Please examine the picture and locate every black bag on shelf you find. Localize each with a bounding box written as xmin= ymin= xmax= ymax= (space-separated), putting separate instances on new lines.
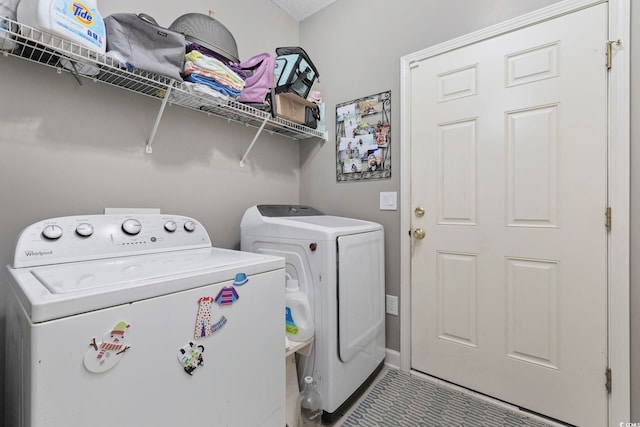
xmin=305 ymin=103 xmax=320 ymax=129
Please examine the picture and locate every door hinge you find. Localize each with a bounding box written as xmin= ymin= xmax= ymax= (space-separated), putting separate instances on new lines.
xmin=605 ymin=368 xmax=612 ymax=393
xmin=605 ymin=207 xmax=612 ymax=231
xmin=606 ymin=39 xmax=621 ymax=69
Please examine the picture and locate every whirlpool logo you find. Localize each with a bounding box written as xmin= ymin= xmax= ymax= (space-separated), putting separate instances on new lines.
xmin=24 ymin=250 xmax=53 ymax=257
xmin=71 ymin=2 xmax=94 ymax=25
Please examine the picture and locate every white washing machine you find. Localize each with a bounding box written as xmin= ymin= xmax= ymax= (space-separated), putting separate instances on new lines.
xmin=241 ymin=205 xmax=385 ymax=422
xmin=5 ymin=213 xmax=285 ymax=427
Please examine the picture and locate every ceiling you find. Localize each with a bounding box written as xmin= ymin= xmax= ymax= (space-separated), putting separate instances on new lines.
xmin=271 ymin=0 xmax=336 ymax=21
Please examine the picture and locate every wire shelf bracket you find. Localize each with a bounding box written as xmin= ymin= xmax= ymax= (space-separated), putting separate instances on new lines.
xmin=146 ymin=86 xmax=173 ymax=154
xmin=239 ymin=118 xmax=269 ymax=167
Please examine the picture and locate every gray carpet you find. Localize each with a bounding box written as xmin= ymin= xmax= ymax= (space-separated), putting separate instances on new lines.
xmin=340 ymin=369 xmax=554 ymax=427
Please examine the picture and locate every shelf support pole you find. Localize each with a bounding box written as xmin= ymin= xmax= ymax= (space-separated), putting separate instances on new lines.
xmin=146 ymin=86 xmax=173 ymax=154
xmin=239 ymin=117 xmax=269 ymax=167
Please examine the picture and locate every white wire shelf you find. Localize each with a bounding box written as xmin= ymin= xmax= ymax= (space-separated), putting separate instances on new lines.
xmin=0 ymin=17 xmax=327 ymax=162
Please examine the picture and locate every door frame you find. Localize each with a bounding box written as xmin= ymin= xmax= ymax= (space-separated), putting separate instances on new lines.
xmin=398 ymin=0 xmax=630 ymax=424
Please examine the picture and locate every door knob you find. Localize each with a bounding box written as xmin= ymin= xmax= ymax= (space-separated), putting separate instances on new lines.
xmin=412 ymin=228 xmax=426 ymax=240
xmin=415 ymin=207 xmax=425 ymax=217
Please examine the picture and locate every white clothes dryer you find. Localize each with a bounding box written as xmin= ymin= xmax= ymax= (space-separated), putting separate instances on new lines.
xmin=241 ymin=205 xmax=385 ymax=422
xmin=5 ymin=213 xmax=285 ymax=427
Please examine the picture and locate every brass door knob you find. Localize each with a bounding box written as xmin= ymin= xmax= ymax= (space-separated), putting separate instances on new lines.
xmin=412 ymin=228 xmax=426 ymax=240
xmin=415 ymin=207 xmax=425 ymax=217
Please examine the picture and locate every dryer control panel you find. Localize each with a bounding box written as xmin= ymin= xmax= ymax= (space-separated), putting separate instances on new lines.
xmin=257 ymin=205 xmax=324 ymax=217
xmin=12 ymin=214 xmax=212 ymax=268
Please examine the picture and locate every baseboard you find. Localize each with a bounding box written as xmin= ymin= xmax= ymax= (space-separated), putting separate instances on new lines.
xmin=384 ymin=348 xmax=401 ymax=370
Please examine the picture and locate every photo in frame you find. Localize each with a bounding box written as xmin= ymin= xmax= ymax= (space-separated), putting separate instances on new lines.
xmin=336 ymin=91 xmax=391 ymax=182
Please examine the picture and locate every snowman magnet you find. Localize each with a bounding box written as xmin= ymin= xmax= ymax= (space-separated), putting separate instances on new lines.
xmin=84 ymin=321 xmax=132 ymax=373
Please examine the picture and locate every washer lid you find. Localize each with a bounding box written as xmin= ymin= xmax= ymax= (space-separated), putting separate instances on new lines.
xmin=7 ymin=247 xmax=284 ymax=323
xmin=31 ymin=248 xmax=256 ymax=294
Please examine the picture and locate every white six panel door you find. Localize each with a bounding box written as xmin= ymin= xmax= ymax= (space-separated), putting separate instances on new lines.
xmin=410 ymin=4 xmax=608 ymax=426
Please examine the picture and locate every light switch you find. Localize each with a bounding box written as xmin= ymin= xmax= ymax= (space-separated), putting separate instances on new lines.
xmin=380 ymin=192 xmax=397 ymax=211
xmin=386 ymin=295 xmax=399 ymax=316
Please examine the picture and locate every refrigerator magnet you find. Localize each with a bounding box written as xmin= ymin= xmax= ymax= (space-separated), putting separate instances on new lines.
xmin=84 ymin=321 xmax=132 ymax=373
xmin=178 ymin=341 xmax=205 ymax=376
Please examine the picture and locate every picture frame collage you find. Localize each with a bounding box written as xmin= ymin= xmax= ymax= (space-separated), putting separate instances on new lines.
xmin=336 ymin=91 xmax=391 ymax=182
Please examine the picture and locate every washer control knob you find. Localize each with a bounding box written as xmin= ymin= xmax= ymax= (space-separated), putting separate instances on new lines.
xmin=184 ymin=221 xmax=196 ymax=232
xmin=164 ymin=221 xmax=177 ymax=233
xmin=75 ymin=223 xmax=94 ymax=237
xmin=42 ymin=225 xmax=63 ymax=240
xmin=122 ymin=219 xmax=142 ymax=235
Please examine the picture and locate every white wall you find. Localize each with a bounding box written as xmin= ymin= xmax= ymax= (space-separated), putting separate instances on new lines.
xmin=0 ymin=0 xmax=300 ymax=420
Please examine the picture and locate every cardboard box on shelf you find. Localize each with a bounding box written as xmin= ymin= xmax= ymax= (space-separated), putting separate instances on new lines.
xmin=274 ymin=92 xmax=316 ymax=125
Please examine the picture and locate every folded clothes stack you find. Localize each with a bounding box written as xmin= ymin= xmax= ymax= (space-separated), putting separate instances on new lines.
xmin=182 ymin=43 xmax=245 ymax=99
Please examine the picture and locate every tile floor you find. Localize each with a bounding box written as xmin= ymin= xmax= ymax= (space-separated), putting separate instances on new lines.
xmin=323 ymin=366 xmax=388 ymax=426
xmin=323 ymin=365 xmax=567 ymax=427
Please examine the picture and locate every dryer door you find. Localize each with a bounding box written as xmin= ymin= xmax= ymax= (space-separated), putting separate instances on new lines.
xmin=337 ymin=230 xmax=384 ymax=362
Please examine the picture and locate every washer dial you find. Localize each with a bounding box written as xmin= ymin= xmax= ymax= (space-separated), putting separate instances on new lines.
xmin=122 ymin=219 xmax=142 ymax=235
xmin=76 ymin=223 xmax=94 ymax=237
xmin=42 ymin=225 xmax=63 ymax=240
